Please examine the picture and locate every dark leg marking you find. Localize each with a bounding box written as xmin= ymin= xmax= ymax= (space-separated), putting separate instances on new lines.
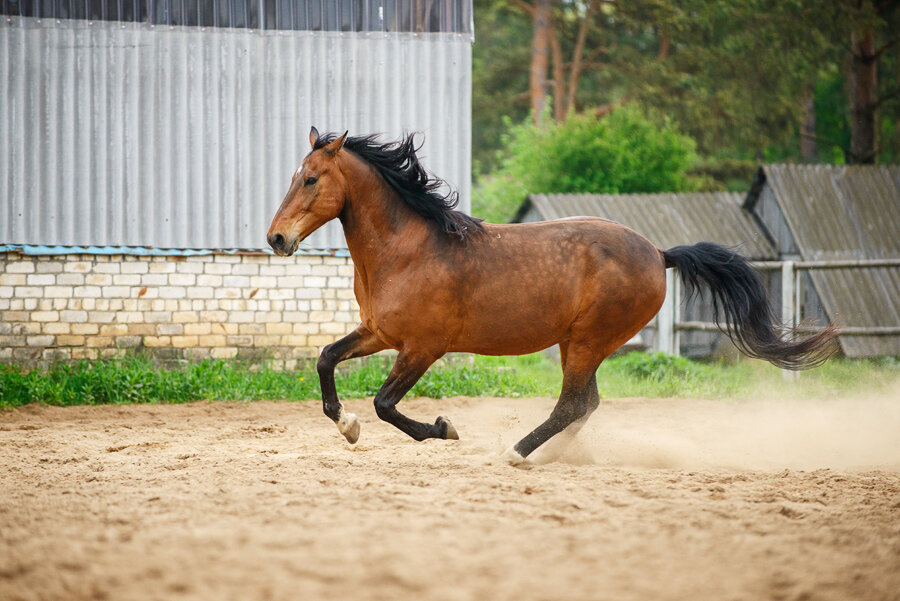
xmin=317 ymin=326 xmax=387 ymax=442
xmin=373 ymin=353 xmax=458 ymax=441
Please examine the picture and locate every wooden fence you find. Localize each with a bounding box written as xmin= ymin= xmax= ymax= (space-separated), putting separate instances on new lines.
xmin=655 ymin=258 xmax=900 ymax=378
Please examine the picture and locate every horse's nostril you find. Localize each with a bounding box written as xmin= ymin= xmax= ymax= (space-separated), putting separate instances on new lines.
xmin=269 ymin=233 xmax=285 ymax=249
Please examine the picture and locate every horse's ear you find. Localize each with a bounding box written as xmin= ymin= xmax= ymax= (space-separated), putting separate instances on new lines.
xmin=309 ymin=126 xmax=320 ymax=149
xmin=324 ymin=131 xmax=348 ymax=154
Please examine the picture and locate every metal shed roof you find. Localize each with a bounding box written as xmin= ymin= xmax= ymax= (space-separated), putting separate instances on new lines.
xmin=745 ymin=164 xmax=900 ymax=357
xmin=515 ymin=192 xmax=776 ymax=259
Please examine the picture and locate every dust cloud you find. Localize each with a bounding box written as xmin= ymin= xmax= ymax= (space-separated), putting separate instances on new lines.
xmin=484 ymin=384 xmax=900 ymax=471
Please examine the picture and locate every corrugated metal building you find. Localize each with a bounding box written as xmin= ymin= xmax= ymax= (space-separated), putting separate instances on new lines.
xmin=0 ymin=1 xmax=475 ymax=365
xmin=514 ymin=192 xmax=777 ymax=356
xmin=745 ymin=164 xmax=900 ymax=357
xmin=1 ymin=0 xmax=473 ymax=251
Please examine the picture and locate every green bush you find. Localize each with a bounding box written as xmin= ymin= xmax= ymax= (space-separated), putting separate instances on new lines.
xmin=473 ymin=107 xmax=704 ymax=223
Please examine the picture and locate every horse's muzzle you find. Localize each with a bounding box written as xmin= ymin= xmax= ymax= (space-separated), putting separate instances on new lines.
xmin=267 ymin=232 xmax=296 ymax=256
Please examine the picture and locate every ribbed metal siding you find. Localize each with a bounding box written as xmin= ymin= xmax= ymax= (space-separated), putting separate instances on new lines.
xmin=520 ymin=192 xmax=776 ymax=259
xmin=755 ymin=164 xmax=900 ymax=357
xmin=1 ymin=17 xmax=471 ymax=250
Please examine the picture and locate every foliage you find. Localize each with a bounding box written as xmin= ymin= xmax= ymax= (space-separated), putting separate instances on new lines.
xmin=472 ymin=0 xmax=900 ymax=184
xmin=0 ymin=354 xmax=558 ymax=409
xmin=2 ymin=352 xmax=897 ymax=409
xmin=472 ymin=107 xmax=703 ymax=223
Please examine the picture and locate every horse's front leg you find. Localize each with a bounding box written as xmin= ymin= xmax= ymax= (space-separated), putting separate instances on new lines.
xmin=373 ymin=351 xmax=459 ymax=441
xmin=317 ymin=326 xmax=388 ymax=443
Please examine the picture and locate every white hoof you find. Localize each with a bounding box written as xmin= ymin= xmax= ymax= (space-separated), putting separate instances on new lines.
xmin=336 ymin=412 xmax=360 ymax=444
xmin=499 ymin=446 xmax=530 ymax=468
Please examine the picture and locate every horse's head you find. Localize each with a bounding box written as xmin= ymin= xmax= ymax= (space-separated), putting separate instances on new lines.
xmin=267 ymin=127 xmax=348 ymax=256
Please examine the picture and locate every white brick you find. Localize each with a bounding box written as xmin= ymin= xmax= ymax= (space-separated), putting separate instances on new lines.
xmin=89 ymin=311 xmax=116 ymax=323
xmin=64 ymin=261 xmax=91 ymax=273
xmin=35 ymin=261 xmax=64 ymax=273
xmin=197 ymin=275 xmax=222 ymax=287
xmin=311 ymin=265 xmax=338 ymax=276
xmin=112 ymin=274 xmax=141 ymax=286
xmin=278 ymin=276 xmax=305 ymax=288
xmin=259 ymin=265 xmax=286 ymax=276
xmin=140 ymin=274 xmax=168 ymax=286
xmin=0 ymin=286 xmax=13 ymax=298
xmin=57 ymin=273 xmax=85 ymax=285
xmin=93 ymin=263 xmax=121 ymax=274
xmin=121 ymin=262 xmax=149 ymax=274
xmin=149 ymin=262 xmax=176 ymax=273
xmin=44 ymin=286 xmax=73 ymax=298
xmin=177 ymin=262 xmax=204 ymax=274
xmin=74 ymin=286 xmax=102 ymax=298
xmin=187 ymin=287 xmax=214 ymax=299
xmin=144 ymin=311 xmax=172 ymax=323
xmin=0 ymin=274 xmax=26 ymax=286
xmin=250 ymin=276 xmax=276 ymax=288
xmin=204 ymin=263 xmax=231 ymax=275
xmin=102 ymin=286 xmax=130 ymax=298
xmin=223 ymin=275 xmax=250 ymax=287
xmin=214 ymin=254 xmax=241 ymax=263
xmin=169 ymin=273 xmax=196 ymax=286
xmin=305 ymin=276 xmax=327 ymax=288
xmin=32 ymin=311 xmax=59 ymax=322
xmin=159 ymin=286 xmax=187 ymax=299
xmin=85 ymin=273 xmax=113 ymax=286
xmin=14 ymin=286 xmax=43 ymax=297
xmin=7 ymin=262 xmax=35 ymax=273
xmin=231 ymin=263 xmax=259 ymax=275
xmin=214 ymin=288 xmax=242 ymax=299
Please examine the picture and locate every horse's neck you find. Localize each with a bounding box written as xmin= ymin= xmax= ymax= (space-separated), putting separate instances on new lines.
xmin=338 ymin=157 xmax=430 ymax=275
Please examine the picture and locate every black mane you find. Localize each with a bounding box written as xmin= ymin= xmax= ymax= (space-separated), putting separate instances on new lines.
xmin=314 ymin=132 xmax=483 ymax=240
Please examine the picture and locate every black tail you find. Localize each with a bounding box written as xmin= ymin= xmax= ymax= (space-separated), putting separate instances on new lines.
xmin=663 ymin=242 xmax=838 ymax=370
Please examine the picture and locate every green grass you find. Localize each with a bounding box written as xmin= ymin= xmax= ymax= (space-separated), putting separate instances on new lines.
xmin=1 ymin=352 xmax=897 ymax=409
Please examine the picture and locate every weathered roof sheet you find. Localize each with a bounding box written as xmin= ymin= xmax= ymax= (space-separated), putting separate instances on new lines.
xmin=515 ymin=192 xmax=776 ymax=259
xmin=746 ymin=164 xmax=900 ymax=357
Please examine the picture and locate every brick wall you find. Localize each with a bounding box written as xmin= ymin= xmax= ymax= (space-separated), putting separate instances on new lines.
xmin=0 ymin=252 xmax=359 ymax=368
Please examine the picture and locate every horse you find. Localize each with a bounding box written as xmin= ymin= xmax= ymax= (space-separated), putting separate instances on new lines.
xmin=267 ymin=128 xmax=837 ymax=465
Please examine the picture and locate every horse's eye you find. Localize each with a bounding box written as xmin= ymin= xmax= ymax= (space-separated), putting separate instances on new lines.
xmin=304 ymin=176 xmax=318 ymax=187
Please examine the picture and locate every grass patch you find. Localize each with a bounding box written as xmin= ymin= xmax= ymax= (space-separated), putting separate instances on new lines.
xmin=1 ymin=352 xmax=897 ymax=409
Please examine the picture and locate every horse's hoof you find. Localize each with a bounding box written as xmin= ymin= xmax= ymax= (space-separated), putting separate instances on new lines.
xmin=436 ymin=416 xmax=459 ymax=440
xmin=337 ymin=412 xmax=360 ymax=444
xmin=499 ymin=446 xmax=530 ymax=468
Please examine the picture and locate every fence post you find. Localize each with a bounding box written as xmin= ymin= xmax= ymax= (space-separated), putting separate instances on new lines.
xmin=658 ymin=268 xmax=676 ymax=355
xmin=673 ymin=270 xmax=682 ymax=357
xmin=781 ymin=261 xmax=798 ymax=382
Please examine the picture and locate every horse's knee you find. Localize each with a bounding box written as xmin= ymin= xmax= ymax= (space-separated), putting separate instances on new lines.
xmin=317 ymin=344 xmax=338 ymax=376
xmin=373 ymin=395 xmax=394 ymax=421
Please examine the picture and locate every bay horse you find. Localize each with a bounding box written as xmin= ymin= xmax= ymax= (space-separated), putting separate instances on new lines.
xmin=267 ymin=128 xmax=837 ymax=465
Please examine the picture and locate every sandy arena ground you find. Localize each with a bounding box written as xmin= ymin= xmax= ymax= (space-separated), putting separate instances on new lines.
xmin=2 ymin=393 xmax=900 ymax=601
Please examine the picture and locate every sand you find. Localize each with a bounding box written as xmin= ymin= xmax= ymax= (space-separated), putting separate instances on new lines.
xmin=2 ymin=393 xmax=899 ymax=601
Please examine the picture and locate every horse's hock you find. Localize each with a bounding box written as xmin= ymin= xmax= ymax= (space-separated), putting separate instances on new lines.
xmin=0 ymin=251 xmax=360 ymax=367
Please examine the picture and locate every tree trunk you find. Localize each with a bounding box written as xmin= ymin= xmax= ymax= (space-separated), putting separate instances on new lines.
xmin=848 ymin=22 xmax=878 ymax=164
xmin=800 ymin=81 xmax=817 ymax=163
xmin=530 ymin=0 xmax=552 ymax=126
xmin=566 ymin=0 xmax=597 ymax=119
xmin=549 ymin=28 xmax=567 ymax=122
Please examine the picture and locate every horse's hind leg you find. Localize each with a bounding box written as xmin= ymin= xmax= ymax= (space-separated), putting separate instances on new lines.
xmin=502 ymin=347 xmax=601 ymax=466
xmin=373 ymin=351 xmax=459 ymax=441
xmin=317 ymin=326 xmax=388 ymax=443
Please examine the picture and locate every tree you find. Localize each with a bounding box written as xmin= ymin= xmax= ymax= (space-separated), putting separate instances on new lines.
xmin=473 ymin=107 xmax=704 ymax=223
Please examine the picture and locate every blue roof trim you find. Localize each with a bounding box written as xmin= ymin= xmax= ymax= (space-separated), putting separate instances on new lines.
xmin=0 ymin=245 xmax=351 ymax=258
